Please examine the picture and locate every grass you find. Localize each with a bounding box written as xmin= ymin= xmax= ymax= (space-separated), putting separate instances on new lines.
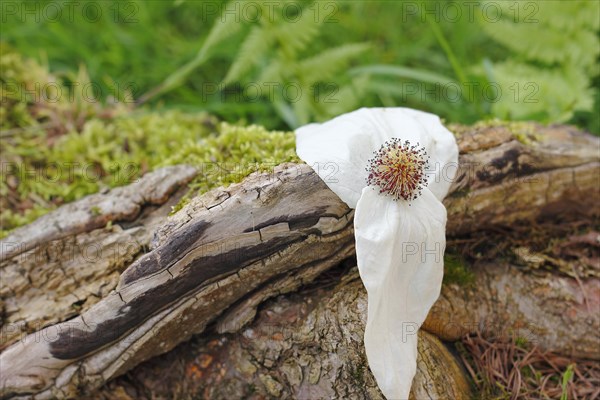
xmin=2 ymin=1 xmax=597 ymax=132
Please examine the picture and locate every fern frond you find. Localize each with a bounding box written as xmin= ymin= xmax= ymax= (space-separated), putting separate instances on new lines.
xmin=224 ymin=26 xmax=274 ymax=84
xmin=490 ymin=61 xmax=592 ymax=122
xmin=477 ymin=0 xmax=598 ymax=122
xmin=198 ymin=1 xmax=244 ymax=60
xmin=318 ymin=74 xmax=370 ymax=119
xmin=256 ymin=59 xmax=282 ymax=85
xmin=289 ymin=84 xmax=313 ymax=127
xmin=273 ymin=7 xmax=321 ymax=59
xmin=298 ymin=43 xmax=370 ymax=83
xmin=140 ymin=0 xmax=246 ymax=102
xmin=540 ymin=1 xmax=599 ymax=30
xmin=478 ymin=0 xmax=599 ymax=70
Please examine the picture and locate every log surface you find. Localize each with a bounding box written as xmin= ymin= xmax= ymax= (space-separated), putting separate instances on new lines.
xmin=88 ymin=270 xmax=472 ymax=400
xmin=0 ymin=123 xmax=598 ymax=399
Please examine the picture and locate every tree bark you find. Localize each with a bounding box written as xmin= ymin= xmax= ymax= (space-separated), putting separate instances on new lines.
xmin=88 ymin=271 xmax=472 ymax=400
xmin=0 ymin=123 xmax=598 ymax=399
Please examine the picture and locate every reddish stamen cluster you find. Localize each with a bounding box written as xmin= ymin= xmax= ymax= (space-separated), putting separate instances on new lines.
xmin=366 ymin=138 xmax=429 ymax=202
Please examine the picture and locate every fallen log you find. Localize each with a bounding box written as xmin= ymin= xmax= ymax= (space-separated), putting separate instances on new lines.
xmin=0 ymin=123 xmax=598 ymax=398
xmin=0 ymin=165 xmax=198 ymax=349
xmin=88 ymin=271 xmax=473 ymax=400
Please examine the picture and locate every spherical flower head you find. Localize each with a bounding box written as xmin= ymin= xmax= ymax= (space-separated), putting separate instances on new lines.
xmin=366 ymin=138 xmax=430 ymax=202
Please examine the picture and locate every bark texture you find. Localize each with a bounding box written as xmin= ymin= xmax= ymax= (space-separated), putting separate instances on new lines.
xmin=89 ymin=270 xmax=472 ymax=400
xmin=0 ymin=123 xmax=598 ymax=399
xmin=425 ymin=260 xmax=600 ymax=360
xmin=0 ymin=165 xmax=198 ymax=350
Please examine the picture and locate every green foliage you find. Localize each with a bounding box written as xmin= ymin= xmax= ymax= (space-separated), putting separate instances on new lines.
xmin=218 ymin=1 xmax=369 ymax=127
xmin=3 ymin=0 xmax=598 ymax=234
xmin=160 ymin=122 xmax=298 ymax=194
xmin=0 ymin=42 xmax=130 ymax=138
xmin=570 ymin=74 xmax=600 ymax=135
xmin=0 ymin=109 xmax=210 ymax=236
xmin=479 ymin=1 xmax=598 ymax=71
xmin=223 ymin=25 xmax=275 ymax=85
xmin=331 ymin=2 xmax=500 ymax=124
xmin=560 ymin=364 xmax=575 ymax=400
xmin=477 ymin=0 xmax=600 ymax=123
xmin=2 ymin=0 xmax=598 ymax=131
xmin=2 ymin=0 xmax=229 ymax=106
xmin=0 ymin=53 xmax=298 ymax=237
xmin=141 ymin=0 xmax=242 ymax=102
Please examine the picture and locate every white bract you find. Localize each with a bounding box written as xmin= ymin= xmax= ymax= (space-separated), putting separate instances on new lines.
xmin=295 ymin=107 xmax=458 ymax=399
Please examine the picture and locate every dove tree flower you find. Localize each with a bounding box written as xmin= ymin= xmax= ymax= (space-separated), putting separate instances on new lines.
xmin=295 ymin=107 xmax=458 ymax=399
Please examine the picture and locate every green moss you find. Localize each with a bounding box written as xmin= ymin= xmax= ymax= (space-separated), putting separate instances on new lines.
xmin=90 ymin=206 xmax=102 ymax=216
xmin=165 ymin=122 xmax=298 ymax=189
xmin=170 ymin=197 xmax=191 ymax=215
xmin=1 ymin=107 xmax=299 ymax=237
xmin=514 ymin=336 xmax=529 ymax=348
xmin=1 ymin=47 xmax=301 ymax=237
xmin=0 ymin=206 xmax=48 ymax=239
xmin=443 ymin=253 xmax=475 ymax=287
xmin=167 ymin=122 xmax=299 ymax=214
xmin=0 ymin=42 xmax=51 ymax=130
xmin=506 ymin=121 xmax=541 ymax=145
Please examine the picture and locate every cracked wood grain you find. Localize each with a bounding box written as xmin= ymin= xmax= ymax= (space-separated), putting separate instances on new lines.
xmin=0 ymin=165 xmax=197 ymax=262
xmin=0 ymin=165 xmax=197 ymax=350
xmin=0 ymin=123 xmax=598 ymax=399
xmin=445 ymin=124 xmax=599 ymax=235
xmin=1 ymin=164 xmax=354 ymax=399
xmin=89 ymin=270 xmax=472 ymax=400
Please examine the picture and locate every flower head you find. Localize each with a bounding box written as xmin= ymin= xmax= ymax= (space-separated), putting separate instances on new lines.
xmin=295 ymin=107 xmax=458 ymax=400
xmin=366 ymin=139 xmax=429 ymax=202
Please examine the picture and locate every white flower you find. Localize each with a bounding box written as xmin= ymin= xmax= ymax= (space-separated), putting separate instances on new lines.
xmin=295 ymin=107 xmax=458 ymax=399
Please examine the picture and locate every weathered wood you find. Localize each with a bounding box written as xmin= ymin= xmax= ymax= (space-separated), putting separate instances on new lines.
xmin=424 ymin=260 xmax=600 ymax=359
xmin=446 ymin=124 xmax=599 ymax=235
xmin=0 ymin=165 xmax=198 ymax=261
xmin=89 ymin=271 xmax=472 ymax=400
xmin=0 ymin=165 xmax=198 ymax=350
xmin=1 ymin=164 xmax=355 ymax=399
xmin=0 ymin=123 xmax=598 ymax=399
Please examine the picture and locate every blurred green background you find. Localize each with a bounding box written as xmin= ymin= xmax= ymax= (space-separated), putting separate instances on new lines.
xmin=3 ymin=0 xmax=599 ymax=131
